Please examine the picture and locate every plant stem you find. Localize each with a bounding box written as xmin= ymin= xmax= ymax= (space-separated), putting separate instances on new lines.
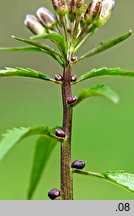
xmin=61 ymin=63 xmax=73 ymax=200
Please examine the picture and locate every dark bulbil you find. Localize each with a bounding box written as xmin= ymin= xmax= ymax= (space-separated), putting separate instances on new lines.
xmin=48 ymin=189 xmax=60 ymax=200
xmin=67 ymin=96 xmax=77 ymax=105
xmin=55 ymin=74 xmax=63 ymax=81
xmin=71 ymin=160 xmax=86 ymax=169
xmin=71 ymin=75 xmax=77 ymax=82
xmin=55 ymin=129 xmax=65 ymax=137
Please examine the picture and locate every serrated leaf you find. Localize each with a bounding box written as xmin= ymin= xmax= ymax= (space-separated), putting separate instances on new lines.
xmin=103 ymin=170 xmax=134 ymax=193
xmin=31 ymin=33 xmax=67 ymax=58
xmin=0 ymin=126 xmax=61 ymax=161
xmin=75 ymin=30 xmax=132 ymax=63
xmin=0 ymin=67 xmax=55 ymax=82
xmin=11 ymin=36 xmax=64 ymax=66
xmin=72 ymin=84 xmax=119 ymax=107
xmin=28 ymin=136 xmax=57 ymax=199
xmin=73 ymin=169 xmax=134 ymax=194
xmin=76 ymin=67 xmax=134 ymax=84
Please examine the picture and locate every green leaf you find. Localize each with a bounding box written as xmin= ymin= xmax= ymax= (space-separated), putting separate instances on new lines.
xmin=11 ymin=36 xmax=65 ymax=66
xmin=0 ymin=46 xmax=43 ymax=52
xmin=76 ymin=67 xmax=134 ymax=84
xmin=72 ymin=84 xmax=119 ymax=107
xmin=73 ymin=169 xmax=134 ymax=194
xmin=28 ymin=136 xmax=57 ymax=199
xmin=0 ymin=126 xmax=61 ymax=161
xmin=103 ymin=170 xmax=134 ymax=193
xmin=0 ymin=67 xmax=55 ymax=82
xmin=31 ymin=33 xmax=67 ymax=58
xmin=75 ymin=30 xmax=132 ymax=63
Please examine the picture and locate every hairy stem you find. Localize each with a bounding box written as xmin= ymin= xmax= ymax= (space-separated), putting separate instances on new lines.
xmin=61 ymin=63 xmax=73 ymax=200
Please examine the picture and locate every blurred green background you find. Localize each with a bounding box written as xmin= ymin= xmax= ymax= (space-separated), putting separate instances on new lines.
xmin=0 ymin=0 xmax=134 ymax=200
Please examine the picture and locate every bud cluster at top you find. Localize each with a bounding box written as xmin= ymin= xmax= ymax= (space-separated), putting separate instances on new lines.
xmin=24 ymin=0 xmax=115 ymax=43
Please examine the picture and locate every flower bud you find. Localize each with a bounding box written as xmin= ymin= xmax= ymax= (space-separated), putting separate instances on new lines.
xmin=24 ymin=15 xmax=45 ymax=35
xmin=96 ymin=0 xmax=115 ymax=27
xmin=75 ymin=0 xmax=87 ymax=15
xmin=71 ymin=160 xmax=86 ymax=169
xmin=48 ymin=189 xmax=60 ymax=200
xmin=55 ymin=74 xmax=63 ymax=81
xmin=71 ymin=75 xmax=77 ymax=82
xmin=52 ymin=0 xmax=68 ymax=16
xmin=36 ymin=7 xmax=56 ymax=29
xmin=68 ymin=0 xmax=76 ymax=21
xmin=69 ymin=0 xmax=75 ymax=13
xmin=84 ymin=0 xmax=102 ymax=24
xmin=55 ymin=129 xmax=65 ymax=138
xmin=67 ymin=96 xmax=77 ymax=105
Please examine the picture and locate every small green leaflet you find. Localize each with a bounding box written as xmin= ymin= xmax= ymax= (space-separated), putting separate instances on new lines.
xmin=103 ymin=170 xmax=134 ymax=193
xmin=28 ymin=136 xmax=57 ymax=199
xmin=74 ymin=30 xmax=132 ymax=63
xmin=0 ymin=67 xmax=54 ymax=82
xmin=76 ymin=67 xmax=134 ymax=84
xmin=31 ymin=33 xmax=67 ymax=58
xmin=11 ymin=36 xmax=64 ymax=66
xmin=0 ymin=126 xmax=60 ymax=161
xmin=72 ymin=84 xmax=119 ymax=107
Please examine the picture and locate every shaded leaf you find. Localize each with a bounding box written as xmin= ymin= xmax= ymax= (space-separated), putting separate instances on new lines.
xmin=11 ymin=36 xmax=64 ymax=66
xmin=28 ymin=136 xmax=57 ymax=199
xmin=76 ymin=67 xmax=134 ymax=84
xmin=72 ymin=84 xmax=119 ymax=107
xmin=103 ymin=170 xmax=134 ymax=193
xmin=0 ymin=126 xmax=61 ymax=161
xmin=31 ymin=33 xmax=67 ymax=58
xmin=0 ymin=67 xmax=55 ymax=82
xmin=75 ymin=30 xmax=132 ymax=63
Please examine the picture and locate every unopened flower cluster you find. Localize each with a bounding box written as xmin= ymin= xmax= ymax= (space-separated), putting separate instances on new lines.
xmin=25 ymin=0 xmax=115 ymax=38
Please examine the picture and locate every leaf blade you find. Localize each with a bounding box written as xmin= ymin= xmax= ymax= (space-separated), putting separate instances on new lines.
xmin=0 ymin=67 xmax=54 ymax=82
xmin=12 ymin=36 xmax=64 ymax=66
xmin=73 ymin=169 xmax=134 ymax=194
xmin=73 ymin=84 xmax=119 ymax=107
xmin=31 ymin=33 xmax=67 ymax=58
xmin=0 ymin=125 xmax=60 ymax=161
xmin=75 ymin=30 xmax=132 ymax=63
xmin=103 ymin=170 xmax=134 ymax=193
xmin=0 ymin=46 xmax=43 ymax=52
xmin=28 ymin=136 xmax=57 ymax=199
xmin=76 ymin=67 xmax=134 ymax=84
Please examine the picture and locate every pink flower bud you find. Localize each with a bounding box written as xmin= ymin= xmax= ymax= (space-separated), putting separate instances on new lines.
xmin=97 ymin=0 xmax=115 ymax=27
xmin=24 ymin=15 xmax=45 ymax=35
xmin=36 ymin=7 xmax=56 ymax=29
